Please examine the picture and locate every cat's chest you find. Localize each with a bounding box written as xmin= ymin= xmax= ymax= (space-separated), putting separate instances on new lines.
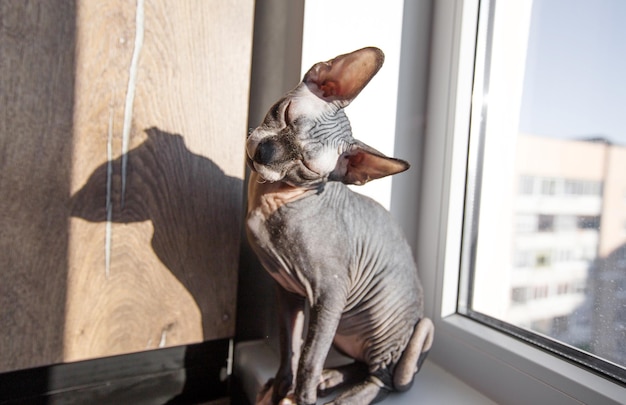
xmin=246 ymin=198 xmax=310 ymax=297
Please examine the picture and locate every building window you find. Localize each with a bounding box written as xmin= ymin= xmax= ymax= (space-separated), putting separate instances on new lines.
xmin=535 ymin=251 xmax=551 ymax=267
xmin=515 ymin=214 xmax=537 ymax=232
xmin=511 ymin=287 xmax=529 ymax=304
xmin=513 ymin=250 xmax=534 ymax=267
xmin=577 ymin=215 xmax=601 ymax=230
xmin=564 ymin=179 xmax=603 ymax=196
xmin=519 ymin=175 xmax=535 ymax=195
xmin=554 ymin=215 xmax=577 ymax=232
xmin=540 ymin=178 xmax=557 ymax=195
xmin=537 ymin=214 xmax=554 ymax=232
xmin=564 ymin=180 xmax=582 ymax=195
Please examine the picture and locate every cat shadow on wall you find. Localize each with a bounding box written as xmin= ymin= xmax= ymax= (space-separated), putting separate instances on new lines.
xmin=70 ymin=127 xmax=243 ymax=339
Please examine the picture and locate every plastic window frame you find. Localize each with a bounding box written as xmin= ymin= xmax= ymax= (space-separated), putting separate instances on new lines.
xmin=417 ymin=0 xmax=626 ymax=403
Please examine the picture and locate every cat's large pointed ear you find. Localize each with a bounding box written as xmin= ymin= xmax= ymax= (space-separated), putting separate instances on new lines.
xmin=303 ymin=47 xmax=384 ymax=107
xmin=331 ymin=141 xmax=409 ymax=185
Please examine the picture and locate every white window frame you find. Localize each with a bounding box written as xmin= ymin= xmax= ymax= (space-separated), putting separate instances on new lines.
xmin=418 ymin=1 xmax=625 ymax=403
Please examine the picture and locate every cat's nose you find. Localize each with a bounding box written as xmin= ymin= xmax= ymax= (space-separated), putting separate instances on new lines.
xmin=253 ymin=138 xmax=285 ymax=165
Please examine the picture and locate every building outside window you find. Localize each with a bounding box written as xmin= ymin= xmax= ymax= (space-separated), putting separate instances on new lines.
xmin=417 ymin=0 xmax=626 ymax=401
xmin=459 ymin=0 xmax=626 ymax=383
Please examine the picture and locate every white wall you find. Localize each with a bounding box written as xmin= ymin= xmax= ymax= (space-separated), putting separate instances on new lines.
xmin=301 ymin=0 xmax=405 ymax=209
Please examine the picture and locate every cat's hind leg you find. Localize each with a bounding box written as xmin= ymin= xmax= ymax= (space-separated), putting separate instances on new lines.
xmin=393 ymin=317 xmax=434 ymax=392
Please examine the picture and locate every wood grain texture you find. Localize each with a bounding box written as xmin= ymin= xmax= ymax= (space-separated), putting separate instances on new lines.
xmin=0 ymin=0 xmax=76 ymax=372
xmin=66 ymin=0 xmax=253 ymax=361
xmin=1 ymin=0 xmax=253 ymax=371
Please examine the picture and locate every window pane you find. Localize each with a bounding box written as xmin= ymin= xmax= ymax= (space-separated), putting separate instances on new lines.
xmin=464 ymin=0 xmax=626 ymax=381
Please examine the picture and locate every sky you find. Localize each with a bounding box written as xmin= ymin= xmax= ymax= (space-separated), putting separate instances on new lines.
xmin=519 ymin=0 xmax=626 ymax=145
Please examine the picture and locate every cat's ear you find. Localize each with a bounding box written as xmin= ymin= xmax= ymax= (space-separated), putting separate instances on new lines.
xmin=303 ymin=47 xmax=384 ymax=107
xmin=331 ymin=141 xmax=409 ymax=185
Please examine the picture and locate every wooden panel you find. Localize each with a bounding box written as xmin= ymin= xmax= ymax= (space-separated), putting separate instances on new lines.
xmin=0 ymin=0 xmax=253 ymax=371
xmin=0 ymin=0 xmax=76 ymax=372
xmin=66 ymin=0 xmax=253 ymax=361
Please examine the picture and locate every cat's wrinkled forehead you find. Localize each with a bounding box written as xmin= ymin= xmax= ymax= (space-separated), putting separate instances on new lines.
xmin=286 ymin=83 xmax=337 ymax=118
xmin=257 ymin=85 xmax=339 ymax=139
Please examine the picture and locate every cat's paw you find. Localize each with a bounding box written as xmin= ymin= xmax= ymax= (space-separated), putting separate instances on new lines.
xmin=256 ymin=379 xmax=275 ymax=405
xmin=278 ymin=394 xmax=296 ymax=405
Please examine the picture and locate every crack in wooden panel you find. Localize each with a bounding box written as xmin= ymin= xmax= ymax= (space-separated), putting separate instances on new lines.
xmin=120 ymin=0 xmax=144 ymax=208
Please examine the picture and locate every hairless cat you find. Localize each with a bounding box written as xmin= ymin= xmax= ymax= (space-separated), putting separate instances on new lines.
xmin=246 ymin=47 xmax=434 ymax=405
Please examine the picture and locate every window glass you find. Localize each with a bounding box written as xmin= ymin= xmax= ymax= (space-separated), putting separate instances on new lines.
xmin=463 ymin=0 xmax=626 ymax=382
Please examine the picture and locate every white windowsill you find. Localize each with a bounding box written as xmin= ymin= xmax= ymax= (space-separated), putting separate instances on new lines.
xmin=234 ymin=340 xmax=498 ymax=405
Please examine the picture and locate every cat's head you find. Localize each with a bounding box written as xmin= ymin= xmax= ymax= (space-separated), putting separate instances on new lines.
xmin=246 ymin=47 xmax=409 ymax=188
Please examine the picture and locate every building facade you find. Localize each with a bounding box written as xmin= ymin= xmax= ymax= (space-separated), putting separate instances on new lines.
xmin=507 ymin=134 xmax=626 ymax=365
